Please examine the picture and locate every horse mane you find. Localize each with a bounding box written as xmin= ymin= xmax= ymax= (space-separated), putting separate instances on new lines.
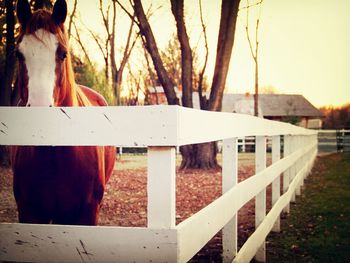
xmin=19 ymin=9 xmax=90 ymax=107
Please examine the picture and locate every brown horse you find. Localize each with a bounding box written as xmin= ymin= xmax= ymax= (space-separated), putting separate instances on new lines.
xmin=11 ymin=0 xmax=116 ymax=225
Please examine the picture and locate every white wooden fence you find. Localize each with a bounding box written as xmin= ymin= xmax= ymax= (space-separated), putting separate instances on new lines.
xmin=0 ymin=105 xmax=318 ymax=262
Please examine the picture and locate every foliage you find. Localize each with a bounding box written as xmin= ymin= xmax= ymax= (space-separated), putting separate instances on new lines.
xmin=320 ymin=104 xmax=350 ymax=129
xmin=73 ymin=56 xmax=114 ymax=106
xmin=267 ymin=153 xmax=350 ymax=262
xmin=282 ymin=115 xmax=301 ymax=126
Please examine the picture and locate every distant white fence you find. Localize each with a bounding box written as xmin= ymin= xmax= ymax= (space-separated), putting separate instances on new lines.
xmin=318 ymin=129 xmax=350 ymax=153
xmin=0 ymin=105 xmax=317 ymax=263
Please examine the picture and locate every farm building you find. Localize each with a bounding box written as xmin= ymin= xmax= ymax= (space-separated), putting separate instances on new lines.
xmin=215 ymin=93 xmax=323 ymax=129
xmin=148 ymin=87 xmax=323 ymax=129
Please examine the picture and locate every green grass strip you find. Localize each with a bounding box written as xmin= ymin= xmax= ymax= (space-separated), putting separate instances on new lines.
xmin=267 ymin=152 xmax=350 ymax=263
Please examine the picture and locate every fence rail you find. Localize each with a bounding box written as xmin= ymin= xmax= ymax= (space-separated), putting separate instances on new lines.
xmin=0 ymin=105 xmax=318 ymax=263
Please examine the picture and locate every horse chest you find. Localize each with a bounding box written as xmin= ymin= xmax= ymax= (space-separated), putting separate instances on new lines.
xmin=13 ymin=146 xmax=101 ymax=203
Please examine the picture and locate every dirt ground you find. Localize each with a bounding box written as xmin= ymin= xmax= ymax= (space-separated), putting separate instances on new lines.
xmin=0 ymin=153 xmax=273 ymax=262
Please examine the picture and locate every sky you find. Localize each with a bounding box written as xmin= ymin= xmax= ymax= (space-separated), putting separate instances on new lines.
xmin=68 ymin=0 xmax=350 ymax=108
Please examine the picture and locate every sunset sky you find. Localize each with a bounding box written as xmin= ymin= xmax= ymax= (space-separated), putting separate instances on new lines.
xmin=68 ymin=0 xmax=350 ymax=108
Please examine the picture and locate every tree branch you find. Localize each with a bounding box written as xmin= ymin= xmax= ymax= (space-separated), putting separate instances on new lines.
xmin=170 ymin=0 xmax=193 ymax=108
xmin=72 ymin=21 xmax=93 ymax=67
xmin=245 ymin=0 xmax=256 ymax=61
xmin=118 ymin=13 xmax=136 ymax=77
xmin=68 ymin=0 xmax=78 ymax=38
xmin=198 ymin=0 xmax=209 ymax=109
xmin=239 ymin=0 xmax=263 ymax=11
xmin=115 ymin=0 xmax=140 ymax=27
xmin=132 ymin=0 xmax=179 ymax=105
xmin=99 ymin=0 xmax=111 ymax=37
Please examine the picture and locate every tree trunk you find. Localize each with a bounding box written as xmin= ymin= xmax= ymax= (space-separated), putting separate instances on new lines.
xmin=132 ymin=0 xmax=240 ymax=170
xmin=180 ymin=143 xmax=219 ymax=170
xmin=181 ymin=0 xmax=240 ymax=169
xmin=133 ymin=0 xmax=179 ymax=105
xmin=208 ymin=0 xmax=240 ymax=112
xmin=170 ymin=0 xmax=193 ymax=108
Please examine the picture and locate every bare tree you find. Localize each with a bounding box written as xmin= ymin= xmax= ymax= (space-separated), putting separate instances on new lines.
xmin=131 ymin=0 xmax=179 ymax=105
xmin=72 ymin=21 xmax=93 ymax=67
xmin=197 ymin=0 xmax=210 ymax=110
xmin=243 ymin=0 xmax=263 ymax=116
xmin=67 ymin=0 xmax=77 ymax=37
xmin=75 ymin=0 xmax=138 ymax=105
xmin=170 ymin=0 xmax=193 ymax=108
xmin=110 ymin=1 xmax=138 ymax=106
xmin=193 ymin=0 xmax=241 ymax=169
xmin=120 ymin=0 xmax=240 ymax=168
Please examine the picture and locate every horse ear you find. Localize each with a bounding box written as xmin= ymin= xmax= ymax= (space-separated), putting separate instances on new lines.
xmin=52 ymin=0 xmax=67 ymax=25
xmin=17 ymin=0 xmax=32 ymax=28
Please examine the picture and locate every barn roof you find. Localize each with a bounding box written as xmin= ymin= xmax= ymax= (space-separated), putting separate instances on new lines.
xmin=193 ymin=93 xmax=323 ymax=118
xmin=148 ymin=87 xmax=322 ymax=118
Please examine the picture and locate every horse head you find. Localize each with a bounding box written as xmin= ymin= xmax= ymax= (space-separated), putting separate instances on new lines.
xmin=16 ymin=0 xmax=77 ymax=107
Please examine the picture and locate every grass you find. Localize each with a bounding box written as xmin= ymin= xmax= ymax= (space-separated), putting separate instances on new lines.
xmin=114 ymin=152 xmax=263 ymax=170
xmin=267 ymin=152 xmax=350 ymax=263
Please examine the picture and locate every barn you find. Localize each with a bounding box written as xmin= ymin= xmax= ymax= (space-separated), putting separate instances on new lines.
xmin=148 ymin=87 xmax=323 ymax=129
xmin=217 ymin=93 xmax=323 ymax=129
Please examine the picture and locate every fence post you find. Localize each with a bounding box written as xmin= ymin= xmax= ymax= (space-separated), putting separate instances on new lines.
xmin=222 ymin=138 xmax=238 ymax=263
xmin=147 ymin=146 xmax=176 ymax=229
xmin=271 ymin=135 xmax=281 ymax=232
xmin=300 ymin=135 xmax=307 ymax=185
xmin=283 ymin=135 xmax=291 ymax=213
xmin=290 ymin=136 xmax=297 ymax=203
xmin=255 ymin=136 xmax=267 ymax=262
xmin=295 ymin=135 xmax=303 ymax=196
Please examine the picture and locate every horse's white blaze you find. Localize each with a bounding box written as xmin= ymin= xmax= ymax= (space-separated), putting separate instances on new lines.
xmin=19 ymin=29 xmax=58 ymax=107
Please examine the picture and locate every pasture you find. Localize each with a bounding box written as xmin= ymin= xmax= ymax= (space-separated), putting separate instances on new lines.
xmin=2 ymin=152 xmax=345 ymax=262
xmin=1 ymin=152 xmax=262 ymax=261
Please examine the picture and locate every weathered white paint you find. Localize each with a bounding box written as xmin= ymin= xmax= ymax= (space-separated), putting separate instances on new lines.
xmin=233 ymin=146 xmax=317 ymax=263
xmin=0 ymin=223 xmax=177 ymax=263
xmin=297 ymin=137 xmax=303 ymax=189
xmin=0 ymin=106 xmax=315 ymax=147
xmin=222 ymin=138 xmax=238 ymax=263
xmin=176 ymin=107 xmax=315 ymax=146
xmin=147 ymin=147 xmax=176 ymax=229
xmin=176 ymin=141 xmax=316 ymax=262
xmin=255 ymin=136 xmax=267 ymax=262
xmin=290 ymin=136 xmax=298 ymax=203
xmin=19 ymin=29 xmax=58 ymax=107
xmin=0 ymin=106 xmax=319 ymax=263
xmin=271 ymin=135 xmax=281 ymax=232
xmin=283 ymin=135 xmax=292 ymax=213
xmin=0 ymin=106 xmax=178 ymax=146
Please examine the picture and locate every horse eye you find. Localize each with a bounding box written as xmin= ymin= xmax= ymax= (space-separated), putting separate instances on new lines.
xmin=60 ymin=51 xmax=67 ymax=61
xmin=57 ymin=50 xmax=67 ymax=61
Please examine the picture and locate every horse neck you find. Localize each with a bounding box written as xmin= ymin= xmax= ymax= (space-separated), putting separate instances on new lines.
xmin=58 ymin=57 xmax=91 ymax=107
